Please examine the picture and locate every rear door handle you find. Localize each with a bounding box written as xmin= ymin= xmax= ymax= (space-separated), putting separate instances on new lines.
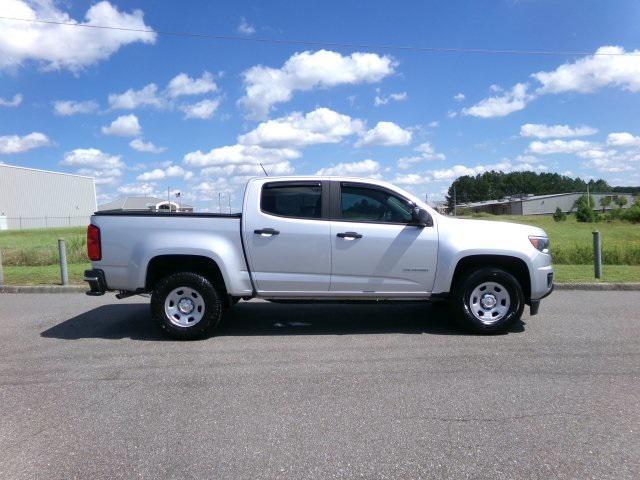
xmin=254 ymin=227 xmax=280 ymax=236
xmin=336 ymin=231 xmax=363 ymax=239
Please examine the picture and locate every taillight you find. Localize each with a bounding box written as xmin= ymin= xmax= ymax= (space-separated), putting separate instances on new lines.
xmin=87 ymin=224 xmax=101 ymax=261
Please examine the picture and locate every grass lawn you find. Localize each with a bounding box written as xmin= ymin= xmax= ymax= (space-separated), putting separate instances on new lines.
xmin=463 ymin=214 xmax=640 ymax=265
xmin=0 ymin=226 xmax=87 ymax=266
xmin=2 ymin=263 xmax=638 ymax=286
xmin=553 ymin=264 xmax=640 ymax=283
xmin=2 ymin=262 xmax=91 ymax=285
xmin=1 ymin=222 xmax=638 ymax=285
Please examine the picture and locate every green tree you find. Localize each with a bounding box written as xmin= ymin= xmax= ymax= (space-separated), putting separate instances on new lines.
xmin=445 ymin=171 xmax=617 ymax=211
xmin=615 ymin=196 xmax=628 ymax=208
xmin=552 ymin=207 xmax=566 ymax=222
xmin=575 ymin=194 xmax=596 ymax=223
xmin=599 ymin=195 xmax=612 ymax=213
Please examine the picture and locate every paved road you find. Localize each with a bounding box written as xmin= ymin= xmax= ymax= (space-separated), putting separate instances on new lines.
xmin=0 ymin=292 xmax=639 ymax=479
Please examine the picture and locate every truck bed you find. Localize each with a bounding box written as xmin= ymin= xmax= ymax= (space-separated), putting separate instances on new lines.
xmin=90 ymin=211 xmax=253 ymax=296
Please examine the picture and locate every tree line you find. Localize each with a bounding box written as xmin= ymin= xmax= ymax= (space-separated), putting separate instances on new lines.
xmin=445 ymin=171 xmax=639 ymax=209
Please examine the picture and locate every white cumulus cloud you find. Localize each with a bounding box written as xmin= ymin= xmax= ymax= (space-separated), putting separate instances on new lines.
xmin=0 ymin=0 xmax=156 ymax=71
xmin=61 ymin=148 xmax=124 ymax=169
xmin=315 ymin=159 xmax=380 ymax=177
xmin=167 ymin=72 xmax=218 ymax=98
xmin=356 ymin=121 xmax=412 ymax=147
xmin=117 ymin=182 xmax=158 ymax=196
xmin=463 ymin=46 xmax=640 ymax=118
xmin=180 ymin=99 xmax=221 ymax=119
xmin=239 ymin=49 xmax=396 ymax=119
xmin=0 ymin=132 xmax=51 ymax=154
xmin=53 ymin=99 xmax=98 ymax=116
xmin=137 ymin=165 xmax=191 ymax=181
xmin=0 ymin=93 xmax=22 ymax=107
xmin=239 ymin=107 xmax=364 ymax=148
xmin=527 ymin=139 xmax=595 ymax=155
xmin=101 ymin=114 xmax=141 ymax=137
xmin=374 ymin=91 xmax=408 ymax=106
xmin=398 ymin=142 xmax=445 ymax=169
xmin=606 ymin=132 xmax=640 ymax=147
xmin=184 ymin=144 xmax=300 ymax=168
xmin=129 ymin=138 xmax=166 ymax=153
xmin=108 ymin=84 xmax=164 ymax=110
xmin=237 ymin=18 xmax=256 ymax=35
xmin=520 ymin=123 xmax=598 ymax=138
xmin=462 ymin=83 xmax=532 ymax=118
xmin=533 ymin=46 xmax=640 ymax=94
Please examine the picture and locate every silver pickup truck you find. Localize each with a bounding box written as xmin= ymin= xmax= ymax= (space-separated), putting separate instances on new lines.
xmin=85 ymin=176 xmax=554 ymax=338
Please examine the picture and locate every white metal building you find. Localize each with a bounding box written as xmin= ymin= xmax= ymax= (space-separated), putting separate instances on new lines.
xmin=460 ymin=192 xmax=636 ymax=216
xmin=0 ymin=164 xmax=96 ymax=230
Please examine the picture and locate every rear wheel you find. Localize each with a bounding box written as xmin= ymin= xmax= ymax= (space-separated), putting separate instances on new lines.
xmin=150 ymin=272 xmax=223 ymax=340
xmin=451 ymin=267 xmax=524 ymax=334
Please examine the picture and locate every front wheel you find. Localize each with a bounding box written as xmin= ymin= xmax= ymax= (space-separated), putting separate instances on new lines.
xmin=150 ymin=272 xmax=223 ymax=340
xmin=451 ymin=267 xmax=524 ymax=334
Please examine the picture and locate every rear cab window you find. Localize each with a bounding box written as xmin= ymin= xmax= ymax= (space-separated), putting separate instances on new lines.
xmin=261 ymin=182 xmax=322 ymax=219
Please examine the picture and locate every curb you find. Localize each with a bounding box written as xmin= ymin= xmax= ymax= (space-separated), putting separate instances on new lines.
xmin=554 ymin=283 xmax=640 ymax=291
xmin=0 ymin=285 xmax=87 ymax=294
xmin=1 ymin=284 xmax=639 ymax=293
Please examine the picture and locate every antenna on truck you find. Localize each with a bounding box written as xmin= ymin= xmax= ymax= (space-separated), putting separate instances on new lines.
xmin=259 ymin=163 xmax=268 ymax=176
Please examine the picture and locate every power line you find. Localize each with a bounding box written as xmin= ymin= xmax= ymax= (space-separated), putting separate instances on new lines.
xmin=0 ymin=15 xmax=637 ymax=57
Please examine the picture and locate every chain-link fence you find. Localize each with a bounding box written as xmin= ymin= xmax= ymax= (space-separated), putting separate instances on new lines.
xmin=0 ymin=215 xmax=91 ymax=230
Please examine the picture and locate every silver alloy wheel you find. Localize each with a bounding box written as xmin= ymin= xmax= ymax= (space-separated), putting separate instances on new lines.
xmin=164 ymin=286 xmax=205 ymax=327
xmin=468 ymin=281 xmax=511 ymax=325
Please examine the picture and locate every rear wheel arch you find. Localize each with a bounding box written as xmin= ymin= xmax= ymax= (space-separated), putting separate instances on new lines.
xmin=145 ymin=254 xmax=228 ymax=297
xmin=450 ymin=254 xmax=531 ymax=301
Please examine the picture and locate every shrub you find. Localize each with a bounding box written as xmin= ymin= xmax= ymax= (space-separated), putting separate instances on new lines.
xmin=553 ymin=207 xmax=567 ymax=222
xmin=621 ymin=204 xmax=640 ymax=224
xmin=575 ymin=194 xmax=596 ymax=222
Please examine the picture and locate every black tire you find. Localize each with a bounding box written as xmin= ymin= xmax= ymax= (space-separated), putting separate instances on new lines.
xmin=150 ymin=272 xmax=223 ymax=340
xmin=451 ymin=267 xmax=524 ymax=334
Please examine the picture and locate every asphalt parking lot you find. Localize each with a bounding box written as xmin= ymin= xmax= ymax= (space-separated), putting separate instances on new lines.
xmin=1 ymin=291 xmax=639 ymax=479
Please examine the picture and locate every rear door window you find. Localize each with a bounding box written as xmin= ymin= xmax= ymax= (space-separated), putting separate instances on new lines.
xmin=261 ymin=183 xmax=322 ymax=219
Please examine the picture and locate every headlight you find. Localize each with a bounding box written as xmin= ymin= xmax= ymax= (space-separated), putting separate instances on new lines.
xmin=529 ymin=235 xmax=550 ymax=254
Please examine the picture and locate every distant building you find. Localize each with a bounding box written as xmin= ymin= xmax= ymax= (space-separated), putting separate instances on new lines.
xmin=98 ymin=196 xmax=194 ymax=213
xmin=428 ymin=200 xmax=449 ymax=214
xmin=459 ymin=192 xmax=636 ymax=216
xmin=0 ymin=163 xmax=96 ymax=230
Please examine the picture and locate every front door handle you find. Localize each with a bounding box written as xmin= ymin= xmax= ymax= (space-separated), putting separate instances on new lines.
xmin=254 ymin=228 xmax=280 ymax=236
xmin=336 ymin=231 xmax=363 ymax=240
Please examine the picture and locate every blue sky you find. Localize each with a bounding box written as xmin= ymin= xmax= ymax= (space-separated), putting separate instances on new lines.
xmin=1 ymin=0 xmax=640 ymax=210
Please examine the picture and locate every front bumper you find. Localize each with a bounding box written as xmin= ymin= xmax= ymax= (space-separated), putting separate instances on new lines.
xmin=528 ymin=258 xmax=554 ymax=315
xmin=84 ymin=269 xmax=107 ymax=296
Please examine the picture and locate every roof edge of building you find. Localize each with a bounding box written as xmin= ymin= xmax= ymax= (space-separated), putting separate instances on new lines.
xmin=0 ymin=163 xmax=94 ymax=180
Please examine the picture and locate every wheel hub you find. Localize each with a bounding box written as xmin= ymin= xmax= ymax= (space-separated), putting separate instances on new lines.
xmin=468 ymin=281 xmax=511 ymax=325
xmin=164 ymin=287 xmax=205 ymax=328
xmin=480 ymin=294 xmax=497 ymax=309
xmin=177 ymin=298 xmax=195 ymax=314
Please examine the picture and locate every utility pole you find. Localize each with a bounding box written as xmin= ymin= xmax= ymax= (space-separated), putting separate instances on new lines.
xmin=228 ymin=192 xmax=232 ymax=213
xmin=453 ymin=185 xmax=457 ymax=217
xmin=218 ymin=192 xmax=222 ymax=213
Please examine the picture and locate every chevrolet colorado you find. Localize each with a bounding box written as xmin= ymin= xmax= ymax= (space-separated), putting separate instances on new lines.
xmin=85 ymin=176 xmax=554 ymax=338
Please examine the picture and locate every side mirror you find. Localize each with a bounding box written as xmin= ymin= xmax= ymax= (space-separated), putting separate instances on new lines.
xmin=411 ymin=207 xmax=432 ymax=227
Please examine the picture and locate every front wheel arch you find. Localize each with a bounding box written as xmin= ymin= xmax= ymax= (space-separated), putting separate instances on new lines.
xmin=450 ymin=254 xmax=531 ymax=302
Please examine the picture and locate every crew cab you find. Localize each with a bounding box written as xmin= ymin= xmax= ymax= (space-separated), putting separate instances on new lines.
xmin=85 ymin=176 xmax=554 ymax=338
